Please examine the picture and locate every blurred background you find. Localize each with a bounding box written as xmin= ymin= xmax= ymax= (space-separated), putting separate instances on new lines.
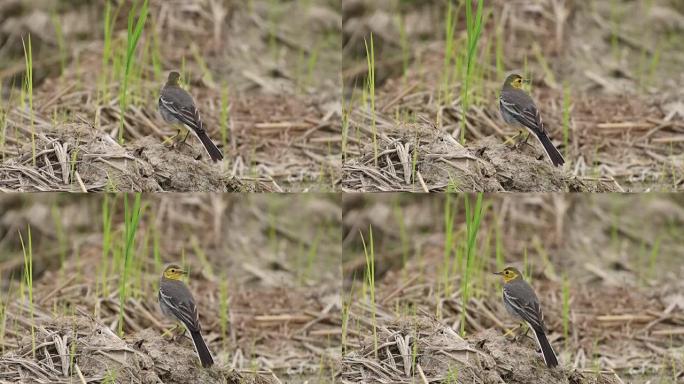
xmin=343 ymin=0 xmax=684 ymax=95
xmin=0 ymin=193 xmax=341 ymax=383
xmin=1 ymin=0 xmax=340 ymax=97
xmin=342 ymin=193 xmax=684 ymax=383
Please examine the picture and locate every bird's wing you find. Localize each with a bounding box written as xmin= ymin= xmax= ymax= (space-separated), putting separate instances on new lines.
xmin=521 ymin=105 xmax=546 ymax=134
xmin=159 ymin=95 xmax=205 ymax=133
xmin=159 ymin=286 xmax=201 ymax=331
xmin=503 ymin=286 xmax=545 ymax=332
xmin=500 ymin=96 xmax=546 ymax=135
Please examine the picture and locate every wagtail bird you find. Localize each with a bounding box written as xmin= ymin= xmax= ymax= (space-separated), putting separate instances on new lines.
xmin=500 ymin=74 xmax=565 ymax=167
xmin=494 ymin=266 xmax=559 ymax=368
xmin=159 ymin=71 xmax=224 ymax=162
xmin=159 ymin=264 xmax=214 ymax=368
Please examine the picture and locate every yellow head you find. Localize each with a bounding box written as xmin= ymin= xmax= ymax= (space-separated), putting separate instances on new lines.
xmin=166 ymin=71 xmax=181 ymax=86
xmin=494 ymin=266 xmax=522 ymax=283
xmin=504 ymin=74 xmax=528 ymax=89
xmin=163 ymin=263 xmax=187 ymax=280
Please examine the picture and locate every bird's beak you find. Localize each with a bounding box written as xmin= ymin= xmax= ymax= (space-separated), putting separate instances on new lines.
xmin=180 ymin=269 xmax=189 ymax=275
xmin=493 ymin=271 xmax=503 ymax=276
xmin=522 ymin=78 xmax=531 ymax=84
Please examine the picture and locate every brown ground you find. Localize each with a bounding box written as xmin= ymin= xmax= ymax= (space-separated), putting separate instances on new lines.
xmin=341 ymin=194 xmax=684 ymax=383
xmin=342 ymin=0 xmax=684 ymax=192
xmin=0 ymin=0 xmax=341 ymax=192
xmin=0 ymin=194 xmax=342 ymax=383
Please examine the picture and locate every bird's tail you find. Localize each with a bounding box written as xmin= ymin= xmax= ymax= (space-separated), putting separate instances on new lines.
xmin=194 ymin=127 xmax=224 ymax=162
xmin=189 ymin=330 xmax=214 ymax=368
xmin=532 ymin=131 xmax=565 ymax=167
xmin=531 ymin=327 xmax=558 ymax=368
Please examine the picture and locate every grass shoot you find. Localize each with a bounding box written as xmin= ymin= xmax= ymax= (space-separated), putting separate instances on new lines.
xmin=341 ymin=93 xmax=351 ymax=162
xmin=460 ymin=193 xmax=485 ymax=336
xmin=562 ymin=274 xmax=570 ymax=347
xmin=19 ymin=226 xmax=35 ymax=357
xmin=51 ymin=12 xmax=66 ymax=75
xmin=360 ymin=225 xmax=377 ymax=358
xmin=562 ymin=82 xmax=571 ymax=159
xmin=0 ymin=279 xmax=11 ymax=354
xmin=118 ymin=193 xmax=143 ymax=336
xmin=441 ymin=193 xmax=458 ymax=297
xmin=364 ymin=33 xmax=378 ymax=166
xmin=495 ymin=23 xmax=504 ymax=88
xmin=220 ymin=83 xmax=230 ymax=151
xmin=341 ymin=275 xmax=355 ymax=356
xmin=100 ymin=0 xmax=115 ymax=103
xmin=219 ymin=272 xmax=230 ymax=350
xmin=0 ymin=85 xmax=6 ymax=162
xmin=440 ymin=2 xmax=458 ymax=105
xmin=100 ymin=194 xmax=115 ymax=297
xmin=22 ymin=34 xmax=35 ymax=165
xmin=398 ymin=14 xmax=409 ymax=82
xmin=494 ymin=214 xmax=504 ymax=292
xmin=460 ymin=0 xmax=484 ymax=144
xmin=118 ymin=0 xmax=149 ymax=144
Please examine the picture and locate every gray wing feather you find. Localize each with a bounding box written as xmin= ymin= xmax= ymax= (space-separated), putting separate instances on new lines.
xmin=500 ymin=94 xmax=545 ymax=134
xmin=159 ymin=287 xmax=201 ymax=331
xmin=503 ymin=286 xmax=545 ymax=331
xmin=160 ymin=96 xmax=204 ymax=132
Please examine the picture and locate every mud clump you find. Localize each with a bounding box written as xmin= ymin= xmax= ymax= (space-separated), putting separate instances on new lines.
xmin=418 ymin=134 xmax=591 ymax=192
xmin=0 ymin=317 xmax=275 ymax=384
xmin=127 ymin=136 xmax=257 ymax=192
xmin=79 ymin=135 xmax=260 ymax=192
xmin=342 ymin=318 xmax=621 ymax=384
xmin=131 ymin=328 xmax=268 ymax=384
xmin=343 ymin=124 xmax=616 ymax=192
xmin=0 ymin=124 xmax=262 ymax=192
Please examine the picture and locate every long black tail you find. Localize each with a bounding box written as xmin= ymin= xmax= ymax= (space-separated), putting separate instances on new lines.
xmin=194 ymin=126 xmax=224 ymax=162
xmin=190 ymin=330 xmax=214 ymax=368
xmin=531 ymin=328 xmax=558 ymax=367
xmin=533 ymin=131 xmax=565 ymax=167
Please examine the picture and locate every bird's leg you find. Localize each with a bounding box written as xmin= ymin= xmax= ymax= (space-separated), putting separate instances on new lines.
xmin=522 ymin=130 xmax=531 ymax=144
xmin=163 ymin=127 xmax=182 ymax=146
xmin=162 ymin=323 xmax=187 ymax=341
xmin=514 ymin=323 xmax=530 ymax=342
xmin=174 ymin=127 xmax=193 ymax=151
xmin=502 ymin=327 xmax=517 ymax=339
xmin=515 ymin=131 xmax=533 ymax=151
xmin=503 ymin=130 xmax=524 ymax=146
xmin=503 ymin=323 xmax=528 ymax=342
xmin=161 ymin=323 xmax=182 ymax=339
xmin=503 ymin=323 xmax=523 ymax=340
xmin=172 ymin=324 xmax=187 ymax=341
xmin=512 ymin=130 xmax=532 ymax=150
xmin=180 ymin=129 xmax=191 ymax=144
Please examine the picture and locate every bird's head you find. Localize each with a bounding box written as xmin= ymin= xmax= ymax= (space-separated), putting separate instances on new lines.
xmin=504 ymin=74 xmax=528 ymax=89
xmin=494 ymin=266 xmax=522 ymax=283
xmin=166 ymin=71 xmax=181 ymax=86
xmin=163 ymin=263 xmax=187 ymax=280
